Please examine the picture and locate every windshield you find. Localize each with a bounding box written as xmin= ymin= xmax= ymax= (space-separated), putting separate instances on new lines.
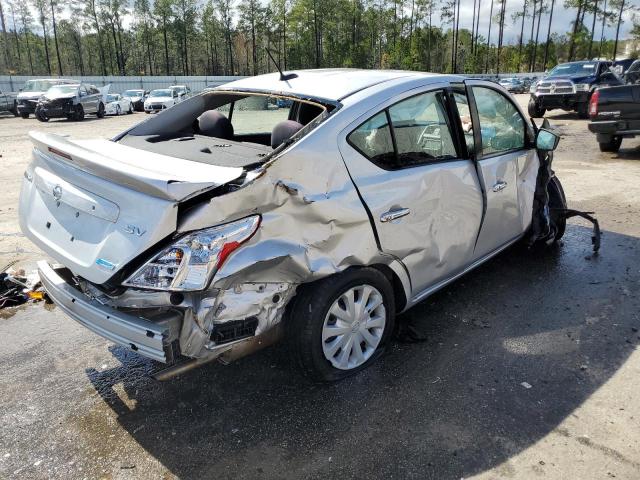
xmin=150 ymin=90 xmax=171 ymax=97
xmin=22 ymin=80 xmax=59 ymax=92
xmin=106 ymin=94 xmax=119 ymax=102
xmin=46 ymin=85 xmax=78 ymax=96
xmin=123 ymin=90 xmax=143 ymax=97
xmin=548 ymin=62 xmax=596 ymax=76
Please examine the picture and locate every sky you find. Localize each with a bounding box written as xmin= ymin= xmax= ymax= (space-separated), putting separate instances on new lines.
xmin=453 ymin=0 xmax=635 ymax=45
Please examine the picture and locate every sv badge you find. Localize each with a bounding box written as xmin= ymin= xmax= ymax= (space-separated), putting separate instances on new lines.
xmin=123 ymin=224 xmax=146 ymax=237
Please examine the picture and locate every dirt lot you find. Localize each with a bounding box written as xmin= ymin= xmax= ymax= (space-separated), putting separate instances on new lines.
xmin=0 ymin=95 xmax=639 ymax=479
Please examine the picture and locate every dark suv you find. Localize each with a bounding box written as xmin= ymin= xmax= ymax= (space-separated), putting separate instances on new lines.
xmin=528 ymin=60 xmax=622 ymax=118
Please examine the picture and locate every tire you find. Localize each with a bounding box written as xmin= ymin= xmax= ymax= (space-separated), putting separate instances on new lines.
xmin=73 ymin=104 xmax=84 ymax=121
xmin=35 ymin=107 xmax=48 ymax=122
xmin=116 ymin=104 xmax=121 ymax=115
xmin=127 ymin=103 xmax=133 ymax=114
xmin=286 ymin=267 xmax=396 ymax=382
xmin=598 ymin=136 xmax=622 ymax=152
xmin=96 ymin=102 xmax=105 ymax=118
xmin=577 ymin=100 xmax=589 ymax=119
xmin=20 ymin=112 xmax=29 ymax=119
xmin=528 ymin=98 xmax=546 ymax=118
xmin=548 ymin=176 xmax=567 ymax=242
xmin=11 ymin=101 xmax=18 ymax=116
xmin=145 ymin=111 xmax=150 ymax=114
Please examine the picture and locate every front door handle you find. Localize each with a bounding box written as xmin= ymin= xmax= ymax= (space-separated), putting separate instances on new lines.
xmin=380 ymin=208 xmax=411 ymax=223
xmin=492 ymin=181 xmax=508 ymax=192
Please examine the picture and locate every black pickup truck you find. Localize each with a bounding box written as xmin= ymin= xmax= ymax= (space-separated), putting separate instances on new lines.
xmin=588 ymin=84 xmax=640 ymax=152
xmin=529 ymin=60 xmax=623 ymax=118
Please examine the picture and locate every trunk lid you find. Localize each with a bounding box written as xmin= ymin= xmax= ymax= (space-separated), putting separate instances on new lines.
xmin=20 ymin=132 xmax=244 ymax=284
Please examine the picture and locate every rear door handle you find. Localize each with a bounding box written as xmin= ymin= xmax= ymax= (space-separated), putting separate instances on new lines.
xmin=380 ymin=208 xmax=411 ymax=223
xmin=492 ymin=181 xmax=508 ymax=192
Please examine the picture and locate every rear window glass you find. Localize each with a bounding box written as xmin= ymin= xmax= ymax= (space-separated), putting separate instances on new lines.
xmin=217 ymin=96 xmax=291 ymax=136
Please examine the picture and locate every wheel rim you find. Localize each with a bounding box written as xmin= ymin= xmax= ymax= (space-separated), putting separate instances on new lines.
xmin=322 ymin=284 xmax=386 ymax=370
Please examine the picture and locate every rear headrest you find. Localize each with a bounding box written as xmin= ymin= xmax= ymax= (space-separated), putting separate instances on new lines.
xmin=198 ymin=110 xmax=234 ymax=139
xmin=271 ymin=120 xmax=303 ymax=149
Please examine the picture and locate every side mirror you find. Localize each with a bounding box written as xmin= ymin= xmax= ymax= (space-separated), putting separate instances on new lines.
xmin=536 ymin=128 xmax=560 ymax=151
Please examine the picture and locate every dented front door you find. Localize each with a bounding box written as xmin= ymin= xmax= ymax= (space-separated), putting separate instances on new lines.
xmin=340 ymin=87 xmax=483 ymax=296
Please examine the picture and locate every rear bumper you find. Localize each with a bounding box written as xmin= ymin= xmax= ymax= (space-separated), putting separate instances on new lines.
xmin=38 ymin=261 xmax=175 ymax=363
xmin=588 ymin=119 xmax=640 ymax=137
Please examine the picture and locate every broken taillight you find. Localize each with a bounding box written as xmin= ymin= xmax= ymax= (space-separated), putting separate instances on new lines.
xmin=589 ymin=90 xmax=600 ymax=117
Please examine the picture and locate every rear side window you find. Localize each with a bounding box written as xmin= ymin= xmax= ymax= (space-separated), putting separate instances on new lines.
xmin=472 ymin=87 xmax=525 ymax=156
xmin=348 ymin=90 xmax=457 ymax=170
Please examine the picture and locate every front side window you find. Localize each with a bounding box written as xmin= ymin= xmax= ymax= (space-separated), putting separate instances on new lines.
xmin=349 ymin=90 xmax=457 ymax=170
xmin=472 ymin=87 xmax=525 ymax=156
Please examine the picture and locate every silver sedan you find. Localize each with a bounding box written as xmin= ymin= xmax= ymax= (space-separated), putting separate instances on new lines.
xmin=19 ymin=69 xmax=568 ymax=381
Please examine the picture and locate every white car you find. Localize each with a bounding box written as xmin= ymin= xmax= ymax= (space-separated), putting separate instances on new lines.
xmin=104 ymin=94 xmax=133 ymax=115
xmin=169 ymin=85 xmax=191 ymax=102
xmin=144 ymin=88 xmax=178 ymax=113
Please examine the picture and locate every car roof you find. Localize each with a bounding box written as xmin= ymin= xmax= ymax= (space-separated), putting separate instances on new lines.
xmin=216 ymin=68 xmax=437 ymax=102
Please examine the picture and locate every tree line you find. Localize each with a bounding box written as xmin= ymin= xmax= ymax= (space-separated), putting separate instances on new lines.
xmin=0 ymin=0 xmax=637 ymax=78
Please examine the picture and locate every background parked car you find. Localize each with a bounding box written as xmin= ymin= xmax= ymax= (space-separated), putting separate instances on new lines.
xmin=122 ymin=89 xmax=149 ymax=111
xmin=499 ymin=78 xmax=526 ymax=93
xmin=0 ymin=87 xmax=18 ymax=116
xmin=169 ymin=85 xmax=191 ymax=102
xmin=623 ymin=59 xmax=640 ymax=85
xmin=588 ymin=83 xmax=640 ymax=152
xmin=105 ymin=93 xmax=133 ymax=115
xmin=35 ymin=83 xmax=105 ymax=122
xmin=144 ymin=88 xmax=179 ymax=113
xmin=528 ymin=60 xmax=622 ymax=118
xmin=17 ymin=78 xmax=76 ymax=118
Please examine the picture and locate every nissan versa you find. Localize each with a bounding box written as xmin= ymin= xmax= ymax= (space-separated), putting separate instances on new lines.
xmin=19 ymin=69 xmax=569 ymax=381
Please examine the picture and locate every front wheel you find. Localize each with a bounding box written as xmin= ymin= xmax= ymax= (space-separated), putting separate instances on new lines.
xmin=598 ymin=136 xmax=622 ymax=152
xmin=11 ymin=101 xmax=19 ymax=116
xmin=96 ymin=102 xmax=105 ymax=118
xmin=115 ymin=104 xmax=121 ymax=115
xmin=20 ymin=112 xmax=29 ymax=119
xmin=286 ymin=267 xmax=395 ymax=382
xmin=73 ymin=104 xmax=84 ymax=121
xmin=127 ymin=103 xmax=132 ymax=114
xmin=528 ymin=98 xmax=546 ymax=118
xmin=548 ymin=176 xmax=567 ymax=242
xmin=35 ymin=107 xmax=48 ymax=122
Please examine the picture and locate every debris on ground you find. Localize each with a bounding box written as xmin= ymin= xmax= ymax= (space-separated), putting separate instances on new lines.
xmin=520 ymin=382 xmax=533 ymax=389
xmin=0 ymin=264 xmax=45 ymax=309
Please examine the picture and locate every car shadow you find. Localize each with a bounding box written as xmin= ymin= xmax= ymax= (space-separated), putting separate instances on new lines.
xmin=86 ymin=225 xmax=640 ymax=479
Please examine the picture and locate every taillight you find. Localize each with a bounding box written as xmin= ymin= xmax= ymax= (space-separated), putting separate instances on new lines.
xmin=589 ymin=90 xmax=600 ymax=117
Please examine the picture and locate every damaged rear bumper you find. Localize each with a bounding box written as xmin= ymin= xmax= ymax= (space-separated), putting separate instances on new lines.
xmin=38 ymin=261 xmax=175 ymax=363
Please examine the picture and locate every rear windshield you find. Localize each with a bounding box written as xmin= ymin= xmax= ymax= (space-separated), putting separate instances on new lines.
xmin=123 ymin=90 xmax=144 ymax=96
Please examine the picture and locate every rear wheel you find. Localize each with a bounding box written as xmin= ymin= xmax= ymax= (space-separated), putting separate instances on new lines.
xmin=528 ymin=98 xmax=546 ymax=118
xmin=598 ymin=136 xmax=622 ymax=152
xmin=286 ymin=268 xmax=396 ymax=382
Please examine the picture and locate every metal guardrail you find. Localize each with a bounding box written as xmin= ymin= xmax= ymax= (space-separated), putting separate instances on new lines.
xmin=0 ymin=72 xmax=546 ymax=94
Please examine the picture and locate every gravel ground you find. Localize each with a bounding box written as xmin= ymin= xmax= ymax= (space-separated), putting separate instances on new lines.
xmin=0 ymin=95 xmax=639 ymax=479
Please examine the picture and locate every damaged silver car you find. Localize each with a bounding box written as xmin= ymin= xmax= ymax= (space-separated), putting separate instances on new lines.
xmin=19 ymin=69 xmax=573 ymax=381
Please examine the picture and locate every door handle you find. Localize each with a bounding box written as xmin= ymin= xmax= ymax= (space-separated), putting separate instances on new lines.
xmin=492 ymin=181 xmax=508 ymax=192
xmin=380 ymin=208 xmax=411 ymax=223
